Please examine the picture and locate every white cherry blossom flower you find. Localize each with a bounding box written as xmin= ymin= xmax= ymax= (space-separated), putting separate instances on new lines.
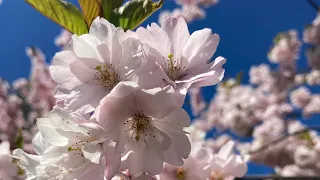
xmin=136 ymin=17 xmax=225 ymax=104
xmin=290 ymin=86 xmax=311 ymax=108
xmin=14 ymin=108 xmax=120 ymax=180
xmin=93 ymin=82 xmax=191 ymax=177
xmin=303 ymin=15 xmax=320 ymax=45
xmin=303 ymin=95 xmax=320 ymax=116
xmin=209 ymin=141 xmax=247 ymax=180
xmin=268 ymin=30 xmax=301 ymax=65
xmin=50 ymin=17 xmax=142 ymax=114
xmin=159 ymin=141 xmax=212 ymax=180
xmin=0 ymin=141 xmax=19 ymax=180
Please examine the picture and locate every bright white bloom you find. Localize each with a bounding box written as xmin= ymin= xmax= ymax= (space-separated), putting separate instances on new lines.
xmin=249 ymin=64 xmax=271 ymax=85
xmin=159 ymin=142 xmax=212 ymax=180
xmin=294 ymin=74 xmax=305 ymax=86
xmin=306 ymin=70 xmax=320 ymax=85
xmin=137 ymin=17 xmax=225 ymax=104
xmin=50 ymin=17 xmax=142 ymax=114
xmin=176 ymin=0 xmax=197 ymax=6
xmin=180 ymin=5 xmax=206 ymax=22
xmin=189 ymin=88 xmax=206 ymax=116
xmin=0 ymin=141 xmax=19 ymax=180
xmin=112 ymin=173 xmax=156 ymax=180
xmin=294 ymin=145 xmax=319 ymax=167
xmin=276 ymin=164 xmax=318 ymax=177
xmin=94 ymin=82 xmax=191 ymax=177
xmin=306 ymin=46 xmax=320 ymax=70
xmin=303 ymin=95 xmax=320 ymax=116
xmin=253 ymin=117 xmax=285 ymax=142
xmin=268 ymin=30 xmax=301 ymax=64
xmin=159 ymin=6 xmax=205 ymax=24
xmin=14 ymin=108 xmax=120 ymax=180
xmin=303 ymin=15 xmax=320 ymax=45
xmin=184 ymin=124 xmax=206 ymax=142
xmin=209 ymin=141 xmax=247 ymax=180
xmin=158 ymin=9 xmax=182 ymax=25
xmin=198 ymin=0 xmax=219 ymax=7
xmin=55 ymin=29 xmax=73 ymax=49
xmin=290 ymin=86 xmax=311 ymax=108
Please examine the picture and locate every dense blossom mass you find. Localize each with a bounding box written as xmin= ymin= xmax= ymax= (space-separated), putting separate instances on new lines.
xmin=3 ymin=0 xmax=320 ymax=179
xmin=7 ymin=16 xmax=238 ymax=180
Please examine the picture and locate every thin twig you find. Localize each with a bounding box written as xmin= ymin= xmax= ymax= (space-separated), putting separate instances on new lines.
xmin=245 ymin=126 xmax=320 ymax=155
xmin=307 ymin=0 xmax=319 ymax=11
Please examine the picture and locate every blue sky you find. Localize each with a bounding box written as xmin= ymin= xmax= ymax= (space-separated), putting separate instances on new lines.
xmin=0 ymin=0 xmax=318 ymax=175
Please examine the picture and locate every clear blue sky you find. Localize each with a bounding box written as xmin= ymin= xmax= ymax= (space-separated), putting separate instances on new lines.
xmin=0 ymin=0 xmax=317 ymax=175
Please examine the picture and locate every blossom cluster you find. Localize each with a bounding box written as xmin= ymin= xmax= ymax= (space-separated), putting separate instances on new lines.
xmin=158 ymin=0 xmax=218 ymax=24
xmin=186 ymin=13 xmax=320 ymax=177
xmin=0 ymin=47 xmax=55 ymax=153
xmin=6 ymin=17 xmax=249 ymax=180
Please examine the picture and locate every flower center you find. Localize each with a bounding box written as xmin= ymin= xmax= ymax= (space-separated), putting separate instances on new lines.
xmin=210 ymin=171 xmax=224 ymax=180
xmin=124 ymin=112 xmax=156 ymax=142
xmin=176 ymin=167 xmax=186 ymax=180
xmin=94 ymin=65 xmax=120 ymax=90
xmin=165 ymin=53 xmax=186 ymax=81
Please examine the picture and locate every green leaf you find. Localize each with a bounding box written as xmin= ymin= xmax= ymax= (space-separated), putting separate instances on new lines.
xmin=101 ymin=0 xmax=125 ymax=20
xmin=15 ymin=129 xmax=24 ymax=149
xmin=78 ymin=0 xmax=102 ymax=26
xmin=109 ymin=0 xmax=163 ymax=30
xmin=235 ymin=71 xmax=243 ymax=85
xmin=298 ymin=130 xmax=315 ymax=147
xmin=25 ymin=0 xmax=88 ymax=35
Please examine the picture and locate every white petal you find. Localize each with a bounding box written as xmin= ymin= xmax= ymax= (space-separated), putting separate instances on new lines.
xmin=36 ymin=117 xmax=69 ymax=146
xmin=65 ymin=83 xmax=107 ymax=114
xmin=70 ymin=59 xmax=96 ymax=83
xmin=178 ymin=56 xmax=226 ymax=88
xmin=78 ymin=122 xmax=108 ymax=142
xmin=104 ymin=146 xmax=121 ymax=179
xmin=82 ymin=144 xmax=102 ymax=164
xmin=117 ymin=38 xmax=142 ymax=77
xmin=136 ymin=23 xmax=171 ymax=63
xmin=32 ymin=132 xmax=51 ymax=155
xmin=183 ymin=29 xmax=220 ymax=70
xmin=0 ymin=141 xmax=10 ymax=156
xmin=137 ymin=86 xmax=178 ymax=119
xmin=50 ymin=51 xmax=82 ymax=90
xmin=162 ymin=17 xmax=190 ymax=59
xmin=89 ymin=17 xmax=109 ymax=41
xmin=218 ymin=141 xmax=235 ymax=160
xmin=12 ymin=149 xmax=40 ymax=179
xmin=72 ymin=35 xmax=104 ymax=69
xmin=220 ymin=155 xmax=247 ymax=177
xmin=159 ymin=108 xmax=191 ymax=127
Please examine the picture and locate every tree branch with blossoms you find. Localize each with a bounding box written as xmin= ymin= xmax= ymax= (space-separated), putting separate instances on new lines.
xmin=1 ymin=0 xmax=320 ymax=179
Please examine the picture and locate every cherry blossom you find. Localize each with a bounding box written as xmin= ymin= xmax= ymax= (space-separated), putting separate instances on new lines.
xmin=14 ymin=108 xmax=120 ymax=180
xmin=49 ymin=17 xmax=143 ymax=114
xmin=137 ymin=17 xmax=225 ymax=104
xmin=290 ymin=86 xmax=311 ymax=108
xmin=93 ymin=82 xmax=191 ymax=177
xmin=0 ymin=141 xmax=19 ymax=180
xmin=209 ymin=141 xmax=247 ymax=180
xmin=159 ymin=142 xmax=212 ymax=180
xmin=268 ymin=30 xmax=301 ymax=65
xmin=303 ymin=14 xmax=320 ymax=45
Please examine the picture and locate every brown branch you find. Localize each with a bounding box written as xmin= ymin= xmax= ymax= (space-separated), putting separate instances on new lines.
xmin=245 ymin=126 xmax=320 ymax=155
xmin=307 ymin=0 xmax=319 ymax=11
